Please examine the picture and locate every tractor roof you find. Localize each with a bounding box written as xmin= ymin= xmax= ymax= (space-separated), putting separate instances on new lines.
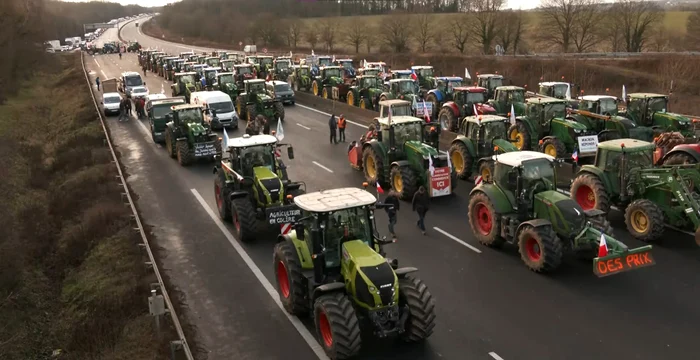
xmin=437 ymin=76 xmax=463 ymax=81
xmin=392 ymin=70 xmax=413 ymax=74
xmin=173 ymin=58 xmax=185 ymax=62
xmin=454 ymin=86 xmax=487 ymax=93
xmin=579 ymin=95 xmax=617 ymax=101
xmin=171 ymin=104 xmax=202 ymax=111
xmin=175 ymin=72 xmax=197 ymax=76
xmin=193 ymin=64 xmax=206 ymax=68
xmin=227 ymin=134 xmax=278 ymax=148
xmin=628 ymin=93 xmax=667 ymax=99
xmin=411 ymin=65 xmax=433 ymax=69
xmin=539 ymin=82 xmax=569 ymax=86
xmin=597 ymin=138 xmax=655 ymax=151
xmin=389 ymin=78 xmax=415 ymax=83
xmin=294 ymin=187 xmax=377 ymax=213
xmin=163 ymin=56 xmax=179 ymax=60
xmin=234 ymin=64 xmax=253 ymax=67
xmin=205 ymin=56 xmax=218 ymax=59
xmin=496 ymin=86 xmax=524 ymax=91
xmin=466 ymin=115 xmax=507 ymax=124
xmin=217 ymin=72 xmax=235 ymax=76
xmin=526 ymin=97 xmax=567 ymax=105
xmin=205 ymin=67 xmax=222 ymax=71
xmin=151 ymin=98 xmax=185 ymax=106
xmin=245 ymin=79 xmax=266 ymax=84
xmin=292 ymin=65 xmax=309 ymax=68
xmin=380 ymin=99 xmax=411 ymax=107
xmin=336 ymin=58 xmax=353 ymax=62
xmin=495 ymin=151 xmax=555 ymax=167
xmin=377 ymin=116 xmax=423 ymax=125
xmin=477 ymin=74 xmax=503 ymax=79
xmin=320 ymin=66 xmax=342 ymax=70
xmin=317 ymin=55 xmax=332 ymax=59
xmin=259 ymin=55 xmax=273 ymax=58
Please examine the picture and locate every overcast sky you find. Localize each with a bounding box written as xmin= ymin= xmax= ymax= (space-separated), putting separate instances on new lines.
xmin=62 ymin=0 xmax=541 ymax=10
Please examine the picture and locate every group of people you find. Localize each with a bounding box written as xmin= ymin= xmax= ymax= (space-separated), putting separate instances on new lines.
xmin=328 ymin=113 xmax=347 ymax=144
xmin=245 ymin=114 xmax=271 ymax=136
xmin=95 ymin=76 xmax=145 ymax=122
xmin=382 ymin=186 xmax=431 ymax=239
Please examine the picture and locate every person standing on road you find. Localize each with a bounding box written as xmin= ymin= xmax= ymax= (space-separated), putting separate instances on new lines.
xmin=412 ymin=186 xmax=430 ymax=235
xmin=384 ymin=191 xmax=400 ymax=240
xmin=124 ymin=97 xmax=132 ymax=120
xmin=328 ymin=114 xmax=338 ymax=144
xmin=338 ymin=114 xmax=346 ymax=142
xmin=95 ymin=77 xmax=100 ymax=91
xmin=118 ymin=97 xmax=127 ymax=122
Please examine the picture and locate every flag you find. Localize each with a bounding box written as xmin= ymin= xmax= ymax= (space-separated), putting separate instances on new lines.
xmin=332 ymin=55 xmax=336 ymax=62
xmin=622 ymin=85 xmax=627 ymax=102
xmin=473 ymin=104 xmax=479 ymax=117
xmin=387 ymin=103 xmax=393 ymax=125
xmin=423 ymin=100 xmax=430 ymax=123
xmin=223 ymin=128 xmax=230 ymax=148
xmin=412 ymin=95 xmax=418 ymax=113
xmin=428 ymin=155 xmax=435 ymax=176
xmin=598 ymin=233 xmax=608 ymax=258
xmin=510 ymin=104 xmax=516 ymax=125
xmin=289 ymin=50 xmax=292 ymax=57
xmin=376 ymin=182 xmax=384 ymax=194
xmin=311 ymin=49 xmax=315 ymax=56
xmin=410 ymin=68 xmax=418 ymax=81
xmin=446 ymin=151 xmax=452 ymax=169
xmin=465 ymin=68 xmax=471 ymax=79
xmin=276 ymin=117 xmax=284 ymax=141
xmin=571 ymin=150 xmax=578 ymax=162
xmin=565 ymin=84 xmax=571 ymax=100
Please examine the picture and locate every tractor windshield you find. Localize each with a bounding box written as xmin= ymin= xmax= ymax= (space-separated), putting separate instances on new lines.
xmin=489 ymin=77 xmax=503 ymax=89
xmin=261 ymin=57 xmax=273 ymax=66
xmin=417 ymin=68 xmax=433 ymax=77
xmin=397 ymin=81 xmax=417 ymax=94
xmin=237 ymin=66 xmax=252 ymax=75
xmin=275 ymin=61 xmax=290 ymax=70
xmin=207 ymin=58 xmax=220 ymax=67
xmin=206 ymin=71 xmax=217 ymax=81
xmin=544 ymin=103 xmax=567 ymax=120
xmin=322 ymin=207 xmax=373 ymax=267
xmin=599 ymin=98 xmax=618 ymax=115
xmin=551 ymin=84 xmax=569 ymax=99
xmin=363 ymin=69 xmax=380 ymax=77
xmin=626 ymin=149 xmax=654 ymax=169
xmin=240 ymin=145 xmax=275 ymax=174
xmin=177 ymin=109 xmax=203 ymax=124
xmin=361 ymin=77 xmax=379 ymax=89
xmin=510 ymin=90 xmax=525 ymax=103
xmin=520 ymin=159 xmax=556 ymax=191
xmin=466 ymin=92 xmax=486 ymax=104
xmin=389 ymin=105 xmax=412 ymax=117
xmin=219 ymin=74 xmax=234 ymax=84
xmin=325 ymin=68 xmax=341 ymax=78
xmin=298 ymin=68 xmax=309 ymax=77
xmin=180 ymin=75 xmax=195 ymax=84
xmin=483 ymin=121 xmax=507 ymax=139
xmin=648 ymin=97 xmax=668 ymax=112
xmin=248 ymin=82 xmax=265 ymax=93
xmin=319 ymin=58 xmax=333 ymax=67
xmin=393 ymin=122 xmax=423 ymax=143
xmin=339 ymin=60 xmax=353 ymax=69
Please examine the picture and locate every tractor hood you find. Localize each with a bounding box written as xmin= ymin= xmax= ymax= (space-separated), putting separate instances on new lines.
xmin=476 ymin=103 xmax=496 ymax=114
xmin=223 ymin=82 xmax=237 ymax=92
xmin=185 ymin=122 xmax=207 ymax=136
xmin=328 ymin=76 xmax=343 ymax=86
xmin=492 ymin=138 xmax=519 ymax=152
xmin=534 ymin=190 xmax=586 ymax=236
xmin=405 ymin=140 xmax=439 ymax=157
xmin=553 ymin=117 xmax=588 ymax=130
xmin=653 ymin=112 xmax=692 ymax=130
xmin=257 ymin=93 xmax=273 ymax=102
xmin=253 ymin=165 xmax=283 ymax=203
xmin=342 ymin=240 xmax=398 ymax=308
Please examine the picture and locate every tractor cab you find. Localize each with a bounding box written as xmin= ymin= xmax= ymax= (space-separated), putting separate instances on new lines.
xmin=538 ymin=82 xmax=578 ymax=101
xmin=319 ymin=66 xmax=343 ymax=81
xmin=316 ymin=56 xmax=333 ymax=68
xmin=435 ymin=77 xmax=464 ymax=94
xmin=388 ymin=79 xmax=420 ymax=98
xmin=390 ymin=70 xmax=413 ymax=82
xmin=217 ymin=51 xmax=229 ymax=60
xmin=223 ymin=134 xmax=293 ymax=179
xmin=168 ymin=104 xmax=206 ymax=126
xmin=573 ymin=95 xmax=653 ymax=142
xmin=172 ymin=59 xmax=186 ymax=72
xmin=204 ymin=67 xmax=221 ymax=87
xmin=453 ymin=87 xmax=489 ymax=111
xmin=180 ymin=51 xmax=195 ymax=59
xmin=491 ymin=151 xmax=559 ymax=213
xmin=274 ymin=58 xmax=291 ymax=72
xmin=245 ymin=79 xmax=267 ymax=96
xmin=590 ymin=139 xmax=656 ymax=192
xmin=292 ymin=65 xmax=309 ymax=77
xmin=188 ymin=54 xmax=199 ymax=63
xmin=377 ymin=100 xmax=439 ymax=149
xmin=205 ymin=56 xmax=221 ymax=68
xmin=215 ymin=72 xmax=238 ymax=96
xmin=335 ymin=58 xmax=356 ymax=78
xmin=356 ymin=75 xmax=382 ymax=90
xmin=234 ymin=64 xmax=255 ymax=80
xmin=578 ymin=95 xmax=619 ymax=116
xmin=623 ymin=93 xmax=697 ymax=138
xmin=359 ymin=67 xmax=382 ymax=78
xmin=221 ymin=59 xmax=236 ymax=72
xmin=192 ymin=64 xmax=207 ymax=78
xmin=477 ymin=74 xmax=504 ymax=99
xmin=172 ymin=72 xmax=198 ymax=99
xmin=489 ymin=86 xmax=527 ymax=116
xmin=259 ymin=56 xmax=274 ymax=69
xmin=411 ymin=65 xmax=435 ymax=91
xmin=246 ymin=56 xmax=259 ymax=66
xmin=182 ymin=62 xmax=196 ymax=73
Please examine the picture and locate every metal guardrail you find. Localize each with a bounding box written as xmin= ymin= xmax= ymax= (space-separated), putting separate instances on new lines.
xmin=79 ymin=51 xmax=194 ymax=360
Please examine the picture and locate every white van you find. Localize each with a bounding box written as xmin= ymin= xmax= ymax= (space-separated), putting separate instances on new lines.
xmin=189 ymin=91 xmax=239 ymax=130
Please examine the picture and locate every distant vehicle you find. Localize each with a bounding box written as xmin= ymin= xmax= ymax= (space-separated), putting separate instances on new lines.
xmin=189 ymin=91 xmax=239 ymax=129
xmin=102 ymin=93 xmax=122 ymax=116
xmin=119 ymin=71 xmax=144 ymax=97
xmin=265 ymin=80 xmax=295 ymax=105
xmin=131 ymin=86 xmax=149 ymax=100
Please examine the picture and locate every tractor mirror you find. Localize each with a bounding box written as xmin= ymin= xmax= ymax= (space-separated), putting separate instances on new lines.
xmin=294 ymin=223 xmax=305 ymax=240
xmin=287 ymin=146 xmax=295 ymax=159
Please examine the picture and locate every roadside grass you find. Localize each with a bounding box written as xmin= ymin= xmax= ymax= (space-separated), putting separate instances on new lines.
xmin=0 ymin=52 xmax=166 ymax=358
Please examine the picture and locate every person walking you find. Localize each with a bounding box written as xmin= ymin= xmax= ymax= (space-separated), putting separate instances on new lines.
xmin=124 ymin=97 xmax=132 ymax=120
xmin=118 ymin=97 xmax=127 ymax=121
xmin=412 ymin=186 xmax=430 ymax=235
xmin=328 ymin=114 xmax=338 ymax=144
xmin=337 ymin=114 xmax=346 ymax=142
xmin=259 ymin=115 xmax=270 ymax=135
xmin=95 ymin=77 xmax=100 ymax=91
xmin=384 ymin=191 xmax=400 ymax=240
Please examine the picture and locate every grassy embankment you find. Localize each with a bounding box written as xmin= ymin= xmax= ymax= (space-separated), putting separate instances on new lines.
xmin=0 ymin=52 xmax=168 ymax=358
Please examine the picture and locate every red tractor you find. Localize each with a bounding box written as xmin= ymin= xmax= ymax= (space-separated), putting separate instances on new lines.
xmin=437 ymin=86 xmax=496 ymax=131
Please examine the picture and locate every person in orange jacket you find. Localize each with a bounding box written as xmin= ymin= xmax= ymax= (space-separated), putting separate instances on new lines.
xmin=337 ymin=114 xmax=347 ymax=142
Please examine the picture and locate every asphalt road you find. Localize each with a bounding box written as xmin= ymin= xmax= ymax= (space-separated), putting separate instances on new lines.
xmin=84 ymin=18 xmax=700 ymax=360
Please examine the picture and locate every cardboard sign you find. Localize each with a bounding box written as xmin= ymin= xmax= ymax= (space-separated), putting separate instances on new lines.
xmin=413 ymin=101 xmax=433 ymax=116
xmin=266 ymin=205 xmax=302 ymax=225
xmin=194 ymin=142 xmax=217 ymax=157
xmin=430 ymin=167 xmax=451 ymax=197
xmin=577 ymin=135 xmax=598 ymax=154
xmin=592 ymin=246 xmax=655 ymax=277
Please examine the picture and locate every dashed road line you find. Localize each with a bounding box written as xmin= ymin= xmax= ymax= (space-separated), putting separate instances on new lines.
xmin=100 ymin=70 xmax=107 ymax=78
xmin=190 ymin=189 xmax=329 ymax=360
xmin=94 ymin=58 xmax=100 ymax=67
xmin=489 ymin=352 xmax=505 ymax=360
xmin=296 ymin=123 xmax=311 ymax=130
xmin=296 ymin=104 xmax=368 ymax=129
xmin=312 ymin=161 xmax=334 ymax=173
xmin=433 ymin=227 xmax=482 ymax=254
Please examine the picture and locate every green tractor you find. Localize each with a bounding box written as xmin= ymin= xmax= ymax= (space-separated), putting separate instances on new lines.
xmin=476 ymin=74 xmax=504 ymax=99
xmin=487 ymin=86 xmax=527 ymax=117
xmin=287 ymin=65 xmax=311 ymax=92
xmin=568 ymin=95 xmax=654 ymax=142
xmin=164 ymin=56 xmax=180 ymax=80
xmin=258 ymin=55 xmax=274 ymax=75
xmin=411 ymin=65 xmax=435 ymax=94
xmin=221 ymin=59 xmax=235 ymax=72
xmin=570 ymin=138 xmax=700 ymax=243
xmin=469 ymin=151 xmax=655 ymax=276
xmin=163 ymin=104 xmax=222 ymax=166
xmin=171 ymin=72 xmax=199 ymax=103
xmin=147 ymin=51 xmax=164 ymax=71
xmin=213 ymin=72 xmax=239 ymax=99
xmin=620 ymin=93 xmax=699 ymax=140
xmin=311 ymin=66 xmax=344 ymax=98
xmin=205 ymin=56 xmax=221 ymax=68
xmin=203 ymin=67 xmax=221 ymax=90
xmin=213 ymin=133 xmax=304 ymax=242
xmin=348 ymin=100 xmax=456 ymax=200
xmin=273 ymin=186 xmax=436 ymax=359
xmin=448 ymin=115 xmax=519 ymax=182
xmin=235 ymin=79 xmax=285 ymax=122
xmin=146 ymin=97 xmax=186 ymax=144
xmin=233 ymin=64 xmax=256 ymax=88
xmin=537 ymin=81 xmax=579 ymax=108
xmin=158 ymin=56 xmax=175 ymax=78
xmin=507 ymin=97 xmax=598 ymax=159
xmin=273 ymin=58 xmax=292 ymax=81
xmin=345 ymin=75 xmax=383 ymax=110
xmin=378 ymin=79 xmax=422 ymax=107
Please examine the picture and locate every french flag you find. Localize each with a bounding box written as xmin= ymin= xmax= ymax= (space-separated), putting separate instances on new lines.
xmin=410 ymin=69 xmax=418 ymax=81
xmin=376 ymin=182 xmax=384 ymax=194
xmin=571 ymin=150 xmax=578 ymax=162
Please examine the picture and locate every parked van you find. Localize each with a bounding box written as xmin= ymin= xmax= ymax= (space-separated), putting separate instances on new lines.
xmin=119 ymin=71 xmax=144 ymax=98
xmin=189 ymin=91 xmax=239 ymax=130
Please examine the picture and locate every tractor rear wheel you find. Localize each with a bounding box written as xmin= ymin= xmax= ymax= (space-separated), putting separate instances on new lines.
xmin=540 ymin=137 xmax=566 ymax=158
xmin=346 ymin=91 xmax=355 ymax=106
xmin=517 ymin=225 xmax=563 ymax=273
xmin=468 ymin=192 xmax=504 ymax=248
xmin=570 ymin=174 xmax=611 ymax=213
xmin=273 ymin=240 xmax=310 ymax=316
xmin=246 ymin=104 xmax=257 ymax=122
xmin=448 ymin=142 xmax=473 ymax=180
xmin=273 ymin=102 xmax=285 ymax=121
xmin=438 ymin=107 xmax=458 ymax=132
xmin=478 ymin=161 xmax=495 ymax=183
xmin=664 ymin=152 xmax=697 ymax=165
xmin=362 ymin=147 xmax=385 ymax=186
xmin=507 ymin=122 xmax=531 ymax=150
xmin=214 ymin=171 xmax=231 ymax=221
xmin=232 ymin=197 xmax=257 ymax=242
xmin=625 ymin=199 xmax=665 ymax=242
xmin=314 ymin=293 xmax=361 ymax=360
xmin=398 ymin=276 xmax=436 ymax=343
xmin=312 ymin=80 xmax=321 ymax=96
xmin=165 ymin=129 xmax=176 ymax=158
xmin=176 ymin=139 xmax=193 ymax=166
xmin=322 ymin=87 xmax=329 ymax=99
xmin=390 ymin=165 xmax=418 ymax=200
xmin=359 ymin=98 xmax=368 ymax=110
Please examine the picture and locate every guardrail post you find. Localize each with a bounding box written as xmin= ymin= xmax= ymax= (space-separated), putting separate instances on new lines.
xmin=149 ymin=288 xmax=165 ymax=337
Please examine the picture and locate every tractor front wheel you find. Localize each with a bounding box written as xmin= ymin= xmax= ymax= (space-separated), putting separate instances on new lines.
xmin=468 ymin=192 xmax=504 ymax=248
xmin=625 ymin=199 xmax=665 ymax=242
xmin=322 ymin=87 xmax=329 ymax=99
xmin=540 ymin=137 xmax=566 ymax=158
xmin=312 ymin=81 xmax=321 ymax=96
xmin=214 ymin=171 xmax=231 ymax=221
xmin=359 ymin=98 xmax=368 ymax=110
xmin=246 ymin=104 xmax=257 ymax=122
xmin=438 ymin=107 xmax=458 ymax=132
xmin=273 ymin=240 xmax=310 ymax=316
xmin=664 ymin=152 xmax=697 ymax=165
xmin=232 ymin=197 xmax=257 ymax=242
xmin=398 ymin=276 xmax=436 ymax=343
xmin=273 ymin=102 xmax=285 ymax=121
xmin=517 ymin=225 xmax=563 ymax=273
xmin=362 ymin=147 xmax=385 ymax=186
xmin=507 ymin=122 xmax=531 ymax=150
xmin=478 ymin=161 xmax=495 ymax=183
xmin=448 ymin=142 xmax=473 ymax=180
xmin=390 ymin=165 xmax=418 ymax=200
xmin=570 ymin=174 xmax=611 ymax=213
xmin=314 ymin=293 xmax=362 ymax=360
xmin=346 ymin=91 xmax=355 ymax=106
xmin=176 ymin=139 xmax=193 ymax=166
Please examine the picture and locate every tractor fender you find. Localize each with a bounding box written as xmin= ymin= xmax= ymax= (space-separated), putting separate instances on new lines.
xmin=364 ymin=140 xmax=388 ymax=165
xmin=541 ymin=135 xmax=559 ymax=143
xmin=442 ymin=101 xmax=459 ymax=117
xmin=427 ymin=89 xmax=443 ymax=102
xmin=516 ymin=218 xmax=552 ymax=235
xmin=452 ymin=135 xmax=477 ymax=157
xmin=576 ymin=165 xmax=614 ymax=194
xmin=313 ymin=282 xmax=345 ymax=302
xmin=469 ymin=185 xmax=514 ymax=214
xmin=394 ymin=266 xmax=418 ymax=278
xmin=516 ymin=119 xmax=539 ymax=144
xmin=229 ymin=190 xmax=249 ymax=201
xmin=662 ymin=144 xmax=700 ymax=163
xmin=390 ymin=160 xmax=411 ymax=169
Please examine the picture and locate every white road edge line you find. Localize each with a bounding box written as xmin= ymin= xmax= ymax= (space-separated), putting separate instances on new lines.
xmin=312 ymin=161 xmax=334 ymax=173
xmin=190 ymin=189 xmax=329 ymax=360
xmin=296 ymin=104 xmax=368 ymax=129
xmin=296 ymin=123 xmax=311 ymax=130
xmin=100 ymin=70 xmax=107 ymax=78
xmin=433 ymin=227 xmax=482 ymax=254
xmin=489 ymin=352 xmax=505 ymax=360
xmin=94 ymin=58 xmax=100 ymax=67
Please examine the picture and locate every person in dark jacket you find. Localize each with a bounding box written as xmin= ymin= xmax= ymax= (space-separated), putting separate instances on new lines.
xmin=95 ymin=77 xmax=100 ymax=91
xmin=259 ymin=115 xmax=270 ymax=135
xmin=118 ymin=97 xmax=127 ymax=121
xmin=412 ymin=186 xmax=430 ymax=235
xmin=124 ymin=97 xmax=132 ymax=118
xmin=328 ymin=114 xmax=338 ymax=144
xmin=384 ymin=191 xmax=400 ymax=239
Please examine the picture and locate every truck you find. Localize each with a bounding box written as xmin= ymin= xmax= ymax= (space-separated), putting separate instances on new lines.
xmin=102 ymin=78 xmax=118 ymax=93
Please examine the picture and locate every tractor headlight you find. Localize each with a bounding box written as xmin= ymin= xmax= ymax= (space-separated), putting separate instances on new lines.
xmin=573 ymin=128 xmax=582 ymax=134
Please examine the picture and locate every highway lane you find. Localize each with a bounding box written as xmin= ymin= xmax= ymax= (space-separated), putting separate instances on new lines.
xmin=93 ymin=18 xmax=700 ymax=360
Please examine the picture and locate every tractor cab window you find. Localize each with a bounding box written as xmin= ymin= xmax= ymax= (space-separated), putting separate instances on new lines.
xmin=260 ymin=58 xmax=273 ymax=67
xmin=466 ymin=91 xmax=486 ymax=104
xmin=599 ymin=98 xmax=618 ymax=115
xmin=489 ymin=78 xmax=503 ymax=89
xmin=396 ymin=81 xmax=417 ymax=94
xmin=339 ymin=61 xmax=353 ymax=69
xmin=497 ymin=90 xmax=508 ymax=103
xmin=607 ymin=149 xmax=653 ymax=172
xmin=510 ymin=90 xmax=525 ymax=103
xmin=467 ymin=122 xmax=480 ymax=139
xmin=276 ymin=61 xmax=289 ymax=70
xmin=361 ymin=77 xmax=378 ymax=89
xmin=219 ymin=74 xmax=234 ymax=84
xmin=550 ymin=84 xmax=568 ymax=99
xmin=298 ymin=67 xmax=309 ymax=77
xmin=393 ymin=122 xmax=423 ymax=144
xmin=324 ymin=68 xmax=341 ymax=78
xmin=416 ymin=68 xmax=433 ymax=78
xmin=239 ymin=145 xmax=275 ymax=175
xmin=483 ymin=121 xmax=507 ymax=140
xmin=176 ymin=108 xmax=204 ymax=124
xmin=648 ymin=97 xmax=667 ymax=113
xmin=206 ymin=71 xmax=217 ymax=82
xmin=544 ymin=103 xmax=566 ymax=121
xmin=319 ymin=58 xmax=333 ymax=67
xmin=180 ymin=75 xmax=195 ymax=84
xmin=387 ymin=105 xmax=412 ymax=117
xmin=321 ymin=207 xmax=372 ymax=268
xmin=237 ymin=66 xmax=252 ymax=75
xmin=520 ymin=159 xmax=556 ymax=193
xmin=248 ymin=82 xmax=265 ymax=93
xmin=495 ymin=162 xmax=515 ymax=192
xmin=364 ymin=69 xmax=380 ymax=77
xmin=247 ymin=57 xmax=258 ymax=64
xmin=208 ymin=58 xmax=220 ymax=67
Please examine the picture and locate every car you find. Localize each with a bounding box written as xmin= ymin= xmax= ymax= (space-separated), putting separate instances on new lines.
xmin=190 ymin=91 xmax=239 ymax=129
xmin=119 ymin=71 xmax=145 ymax=98
xmin=265 ymin=80 xmax=295 ymax=105
xmin=131 ymin=86 xmax=149 ymax=100
xmin=102 ymin=92 xmax=122 ymax=116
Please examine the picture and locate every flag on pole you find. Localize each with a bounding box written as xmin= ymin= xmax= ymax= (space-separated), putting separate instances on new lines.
xmin=465 ymin=68 xmax=471 ymax=79
xmin=289 ymin=50 xmax=293 ymax=58
xmin=510 ymin=104 xmax=516 ymax=125
xmin=446 ymin=151 xmax=452 ymax=170
xmin=473 ymin=104 xmax=479 ymax=117
xmin=332 ymin=55 xmax=336 ymax=62
xmin=428 ymin=155 xmax=435 ymax=176
xmin=223 ymin=128 xmax=230 ymax=148
xmin=388 ymin=103 xmax=393 ymax=125
xmin=423 ymin=100 xmax=430 ymax=123
xmin=276 ymin=117 xmax=284 ymax=141
xmin=410 ymin=68 xmax=418 ymax=81
xmin=565 ymin=84 xmax=571 ymax=100
xmin=598 ymin=233 xmax=608 ymax=257
xmin=376 ymin=182 xmax=384 ymax=194
xmin=571 ymin=150 xmax=578 ymax=162
xmin=412 ymin=94 xmax=418 ymax=111
xmin=622 ymin=85 xmax=627 ymax=102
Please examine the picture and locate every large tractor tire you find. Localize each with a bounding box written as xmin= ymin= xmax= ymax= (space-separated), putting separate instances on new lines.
xmin=274 ymin=240 xmax=310 ymax=316
xmin=246 ymin=104 xmax=257 ymax=122
xmin=273 ymin=102 xmax=285 ymax=121
xmin=517 ymin=225 xmax=563 ymax=273
xmin=314 ymin=293 xmax=361 ymax=359
xmin=176 ymin=139 xmax=193 ymax=166
xmin=624 ymin=199 xmax=665 ymax=242
xmin=214 ymin=171 xmax=231 ymax=221
xmin=232 ymin=197 xmax=257 ymax=242
xmin=346 ymin=91 xmax=355 ymax=106
xmin=312 ymin=80 xmax=321 ymax=96
xmin=507 ymin=122 xmax=531 ymax=150
xmin=468 ymin=192 xmax=505 ymax=248
xmin=362 ymin=147 xmax=385 ymax=186
xmin=540 ymin=137 xmax=566 ymax=158
xmin=570 ymin=174 xmax=611 ymax=213
xmin=359 ymin=98 xmax=369 ymax=110
xmin=165 ymin=129 xmax=177 ymax=158
xmin=236 ymin=97 xmax=246 ymax=118
xmin=390 ymin=166 xmax=418 ymax=200
xmin=322 ymin=87 xmax=329 ymax=99
xmin=448 ymin=142 xmax=473 ymax=180
xmin=398 ymin=276 xmax=436 ymax=343
xmin=664 ymin=152 xmax=697 ymax=165
xmin=438 ymin=107 xmax=458 ymax=132
xmin=478 ymin=161 xmax=495 ymax=183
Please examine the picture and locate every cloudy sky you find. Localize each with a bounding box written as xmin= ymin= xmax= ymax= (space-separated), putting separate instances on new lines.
xmin=63 ymin=0 xmax=542 ymax=10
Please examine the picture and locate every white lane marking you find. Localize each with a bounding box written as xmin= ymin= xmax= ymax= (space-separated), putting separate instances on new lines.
xmin=94 ymin=58 xmax=100 ymax=67
xmin=312 ymin=161 xmax=334 ymax=173
xmin=101 ymin=70 xmax=107 ymax=78
xmin=489 ymin=352 xmax=505 ymax=360
xmin=190 ymin=189 xmax=329 ymax=360
xmin=296 ymin=123 xmax=311 ymax=130
xmin=296 ymin=104 xmax=368 ymax=129
xmin=433 ymin=227 xmax=482 ymax=254
xmin=134 ymin=117 xmax=151 ymax=136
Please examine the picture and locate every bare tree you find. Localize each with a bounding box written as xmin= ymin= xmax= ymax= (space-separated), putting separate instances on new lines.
xmin=614 ymin=0 xmax=662 ymax=52
xmin=345 ymin=19 xmax=366 ymax=53
xmin=305 ymin=28 xmax=319 ymax=50
xmin=539 ymin=0 xmax=600 ymax=53
xmin=289 ymin=19 xmax=304 ymax=50
xmin=571 ymin=1 xmax=600 ymax=52
xmin=414 ymin=14 xmax=434 ymax=53
xmin=319 ymin=19 xmax=338 ymax=52
xmin=602 ymin=12 xmax=624 ymax=52
xmin=499 ymin=10 xmax=526 ymax=55
xmin=450 ymin=14 xmax=470 ymax=54
xmin=383 ymin=14 xmax=412 ymax=52
xmin=255 ymin=13 xmax=281 ymax=46
xmin=365 ymin=24 xmax=376 ymax=53
xmin=470 ymin=0 xmax=504 ymax=54
xmin=687 ymin=11 xmax=700 ymax=50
